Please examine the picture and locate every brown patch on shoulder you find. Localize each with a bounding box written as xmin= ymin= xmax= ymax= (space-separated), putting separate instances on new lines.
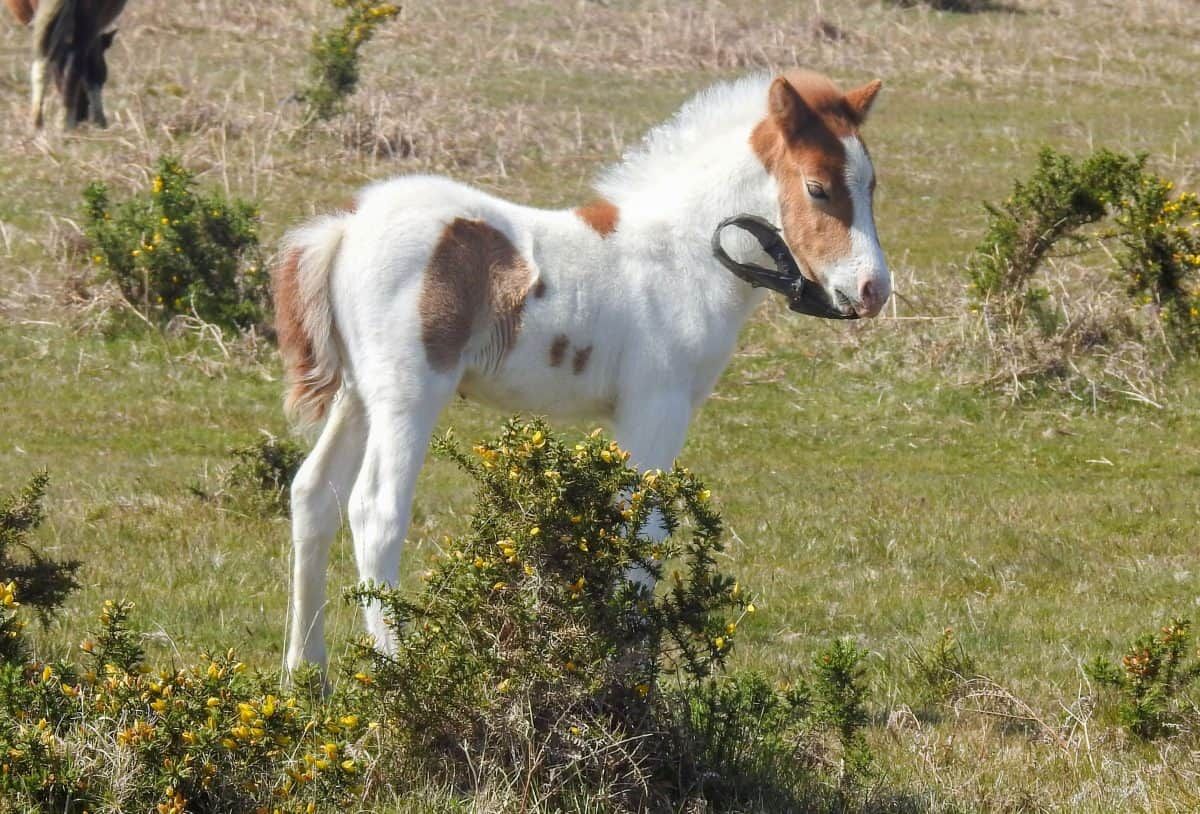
xmin=549 ymin=334 xmax=569 ymax=367
xmin=575 ymin=199 xmax=619 ymax=237
xmin=419 ymin=219 xmax=532 ymax=372
xmin=750 ymin=71 xmax=859 ymax=279
xmin=572 ymin=345 xmax=592 ymax=375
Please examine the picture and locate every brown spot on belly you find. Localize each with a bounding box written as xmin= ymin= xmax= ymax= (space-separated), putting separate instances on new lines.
xmin=575 ymin=198 xmax=619 ymax=237
xmin=549 ymin=334 xmax=569 ymax=367
xmin=572 ymin=346 xmax=592 ymax=375
xmin=419 ymin=218 xmax=532 ymax=372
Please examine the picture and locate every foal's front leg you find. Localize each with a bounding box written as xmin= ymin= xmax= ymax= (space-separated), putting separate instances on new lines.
xmin=612 ymin=389 xmax=695 ymax=585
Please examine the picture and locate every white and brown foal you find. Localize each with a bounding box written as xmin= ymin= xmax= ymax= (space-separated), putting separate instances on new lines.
xmin=275 ymin=70 xmax=891 ymax=676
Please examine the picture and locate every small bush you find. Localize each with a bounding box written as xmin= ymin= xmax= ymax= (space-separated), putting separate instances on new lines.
xmin=0 ymin=598 xmax=374 ymax=812
xmin=908 ymin=627 xmax=976 ymax=709
xmin=351 ymin=418 xmax=752 ymax=808
xmin=967 ymin=148 xmax=1141 ymax=326
xmin=1113 ymin=177 xmax=1200 ymax=346
xmin=1086 ymin=617 xmax=1200 ymax=740
xmin=301 ymin=1 xmax=402 ymax=121
xmin=83 ymin=156 xmax=267 ymax=332
xmin=222 ymin=434 xmax=307 ymax=515
xmin=0 ymin=472 xmax=80 ymax=622
xmin=964 ymin=148 xmax=1200 ymax=401
xmin=665 ymin=671 xmax=814 ymax=808
xmin=812 ymin=638 xmax=873 ymax=782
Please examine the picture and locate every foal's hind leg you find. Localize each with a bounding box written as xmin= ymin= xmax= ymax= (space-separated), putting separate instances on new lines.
xmin=285 ymin=393 xmax=367 ymax=678
xmin=349 ymin=378 xmax=456 ymax=653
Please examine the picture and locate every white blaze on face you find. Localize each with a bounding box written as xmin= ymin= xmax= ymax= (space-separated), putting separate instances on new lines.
xmin=827 ymin=136 xmax=890 ymax=317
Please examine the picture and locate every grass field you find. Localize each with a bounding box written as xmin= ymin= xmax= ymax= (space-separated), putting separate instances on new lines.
xmin=2 ymin=0 xmax=1199 ymax=810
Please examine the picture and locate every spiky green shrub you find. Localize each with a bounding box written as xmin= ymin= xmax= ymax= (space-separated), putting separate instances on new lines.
xmin=351 ymin=418 xmax=754 ymax=807
xmin=301 ymin=1 xmax=402 ymax=121
xmin=0 ymin=472 xmax=80 ymax=622
xmin=83 ymin=156 xmax=267 ymax=332
xmin=907 ymin=627 xmax=976 ymax=709
xmin=665 ymin=672 xmax=813 ymax=808
xmin=0 ymin=598 xmax=374 ymax=812
xmin=967 ymin=148 xmax=1142 ymax=326
xmin=964 ymin=148 xmax=1200 ymax=400
xmin=1086 ymin=617 xmax=1200 ymax=740
xmin=811 ymin=638 xmax=873 ymax=782
xmin=1113 ymin=177 xmax=1200 ymax=345
xmin=223 ymin=434 xmax=307 ymax=515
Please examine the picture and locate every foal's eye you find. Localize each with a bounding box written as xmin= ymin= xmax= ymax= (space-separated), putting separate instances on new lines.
xmin=805 ymin=181 xmax=829 ymax=200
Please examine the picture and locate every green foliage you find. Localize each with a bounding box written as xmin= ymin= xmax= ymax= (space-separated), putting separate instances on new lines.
xmin=964 ymin=148 xmax=1200 ymax=399
xmin=967 ymin=148 xmax=1143 ymax=325
xmin=812 ymin=638 xmax=873 ymax=781
xmin=1086 ymin=617 xmax=1200 ymax=740
xmin=665 ymin=671 xmax=815 ymax=808
xmin=0 ymin=599 xmax=373 ymax=813
xmin=1113 ymin=178 xmax=1200 ymax=345
xmin=908 ymin=627 xmax=976 ymax=708
xmin=222 ymin=434 xmax=307 ymax=515
xmin=0 ymin=473 xmax=80 ymax=621
xmin=350 ymin=418 xmax=752 ymax=807
xmin=83 ymin=156 xmax=267 ymax=332
xmin=301 ymin=1 xmax=402 ymax=120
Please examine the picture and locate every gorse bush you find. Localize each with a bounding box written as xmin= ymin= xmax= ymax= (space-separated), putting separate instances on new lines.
xmin=1086 ymin=617 xmax=1200 ymax=740
xmin=811 ymin=638 xmax=873 ymax=783
xmin=964 ymin=148 xmax=1200 ymax=400
xmin=0 ymin=472 xmax=80 ymax=623
xmin=0 ymin=597 xmax=374 ymax=813
xmin=222 ymin=434 xmax=307 ymax=515
xmin=908 ymin=627 xmax=976 ymax=709
xmin=351 ymin=418 xmax=756 ymax=807
xmin=666 ymin=672 xmax=814 ymax=807
xmin=301 ymin=0 xmax=402 ymax=121
xmin=1113 ymin=176 xmax=1200 ymax=346
xmin=0 ymin=422 xmax=890 ymax=812
xmin=83 ymin=156 xmax=267 ymax=332
xmin=967 ymin=149 xmax=1141 ymax=325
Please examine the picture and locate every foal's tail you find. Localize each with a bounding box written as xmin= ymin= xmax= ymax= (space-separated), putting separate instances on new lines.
xmin=274 ymin=216 xmax=347 ymax=429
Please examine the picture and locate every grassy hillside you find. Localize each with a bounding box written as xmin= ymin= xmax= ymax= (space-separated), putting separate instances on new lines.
xmin=1 ymin=0 xmax=1198 ymax=810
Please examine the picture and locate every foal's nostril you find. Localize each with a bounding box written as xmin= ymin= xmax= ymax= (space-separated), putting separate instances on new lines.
xmin=859 ymin=279 xmax=876 ymax=309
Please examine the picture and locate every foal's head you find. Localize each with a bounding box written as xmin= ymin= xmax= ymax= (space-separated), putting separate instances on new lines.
xmin=751 ymin=71 xmax=890 ymax=318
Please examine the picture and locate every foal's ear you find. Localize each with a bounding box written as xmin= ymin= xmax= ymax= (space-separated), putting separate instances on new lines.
xmin=768 ymin=77 xmax=812 ymax=139
xmin=845 ymin=79 xmax=883 ymax=126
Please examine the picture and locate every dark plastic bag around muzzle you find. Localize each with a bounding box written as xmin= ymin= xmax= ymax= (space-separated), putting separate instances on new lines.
xmin=711 ymin=214 xmax=857 ymax=320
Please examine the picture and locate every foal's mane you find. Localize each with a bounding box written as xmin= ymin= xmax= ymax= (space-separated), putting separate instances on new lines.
xmin=594 ymin=73 xmax=772 ymax=205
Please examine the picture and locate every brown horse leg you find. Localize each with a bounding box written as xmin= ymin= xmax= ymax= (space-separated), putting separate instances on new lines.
xmin=60 ymin=50 xmax=83 ymax=129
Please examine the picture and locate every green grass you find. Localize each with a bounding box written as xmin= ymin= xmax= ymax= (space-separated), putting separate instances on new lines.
xmin=2 ymin=0 xmax=1200 ymax=809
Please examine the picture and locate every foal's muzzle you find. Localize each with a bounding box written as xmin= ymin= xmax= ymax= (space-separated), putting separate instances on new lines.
xmin=711 ymin=215 xmax=859 ymax=320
